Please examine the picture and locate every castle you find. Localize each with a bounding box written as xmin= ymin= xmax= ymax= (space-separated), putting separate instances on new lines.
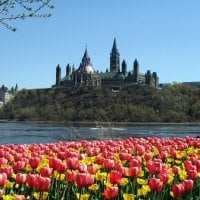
xmin=0 ymin=84 xmax=18 ymax=107
xmin=53 ymin=38 xmax=159 ymax=88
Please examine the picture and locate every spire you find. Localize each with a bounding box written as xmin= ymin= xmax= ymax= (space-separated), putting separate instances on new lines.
xmin=83 ymin=47 xmax=90 ymax=59
xmin=82 ymin=47 xmax=91 ymax=66
xmin=110 ymin=38 xmax=120 ymax=72
xmin=112 ymin=38 xmax=119 ymax=53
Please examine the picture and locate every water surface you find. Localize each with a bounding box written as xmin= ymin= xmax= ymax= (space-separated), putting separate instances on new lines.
xmin=0 ymin=122 xmax=199 ymax=144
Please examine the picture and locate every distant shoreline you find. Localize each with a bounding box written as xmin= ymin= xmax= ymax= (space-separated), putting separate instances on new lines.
xmin=0 ymin=120 xmax=200 ymax=127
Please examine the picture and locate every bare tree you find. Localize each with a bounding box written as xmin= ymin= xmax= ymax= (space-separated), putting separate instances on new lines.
xmin=0 ymin=0 xmax=54 ymax=31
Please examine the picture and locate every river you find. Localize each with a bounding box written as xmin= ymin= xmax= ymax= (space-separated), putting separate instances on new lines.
xmin=0 ymin=122 xmax=200 ymax=144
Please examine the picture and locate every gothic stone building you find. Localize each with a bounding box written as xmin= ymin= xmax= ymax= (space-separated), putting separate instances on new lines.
xmin=53 ymin=38 xmax=159 ymax=88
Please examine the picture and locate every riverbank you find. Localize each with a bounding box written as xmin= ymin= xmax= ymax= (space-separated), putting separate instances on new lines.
xmin=1 ymin=119 xmax=200 ymax=127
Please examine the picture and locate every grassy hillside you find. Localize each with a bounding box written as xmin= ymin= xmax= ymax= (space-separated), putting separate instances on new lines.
xmin=0 ymin=84 xmax=200 ymax=122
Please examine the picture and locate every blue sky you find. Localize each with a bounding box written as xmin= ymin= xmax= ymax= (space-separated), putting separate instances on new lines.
xmin=1 ymin=0 xmax=200 ymax=89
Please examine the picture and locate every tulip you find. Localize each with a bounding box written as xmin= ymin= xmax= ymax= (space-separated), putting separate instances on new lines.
xmin=35 ymin=176 xmax=51 ymax=191
xmin=158 ymin=170 xmax=170 ymax=184
xmin=78 ymin=163 xmax=87 ymax=173
xmin=12 ymin=161 xmax=26 ymax=171
xmin=128 ymin=166 xmax=139 ymax=178
xmin=0 ymin=158 xmax=8 ymax=166
xmin=0 ymin=167 xmax=13 ymax=178
xmin=148 ymin=178 xmax=164 ymax=192
xmin=14 ymin=194 xmax=26 ymax=200
xmin=57 ymin=151 xmax=66 ymax=160
xmin=171 ymin=184 xmax=185 ymax=197
xmin=95 ymin=157 xmax=105 ymax=165
xmin=16 ymin=173 xmax=27 ymax=185
xmin=102 ymin=186 xmax=119 ymax=199
xmin=40 ymin=167 xmax=53 ymax=177
xmin=66 ymin=157 xmax=79 ymax=170
xmin=26 ymin=174 xmax=39 ymax=188
xmin=75 ymin=173 xmax=94 ymax=187
xmin=182 ymin=179 xmax=194 ymax=191
xmin=87 ymin=165 xmax=98 ymax=174
xmin=187 ymin=169 xmax=198 ymax=180
xmin=109 ymin=171 xmax=122 ymax=185
xmin=66 ymin=171 xmax=77 ymax=183
xmin=55 ymin=160 xmax=66 ymax=174
xmin=0 ymin=173 xmax=7 ymax=187
xmin=172 ymin=166 xmax=179 ymax=174
xmin=103 ymin=159 xmax=115 ymax=171
xmin=29 ymin=157 xmax=40 ymax=169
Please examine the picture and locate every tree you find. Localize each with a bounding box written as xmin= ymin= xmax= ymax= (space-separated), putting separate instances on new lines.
xmin=0 ymin=0 xmax=54 ymax=31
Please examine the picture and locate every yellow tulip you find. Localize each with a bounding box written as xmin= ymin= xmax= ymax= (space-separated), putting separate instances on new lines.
xmin=89 ymin=183 xmax=99 ymax=191
xmin=120 ymin=178 xmax=129 ymax=186
xmin=167 ymin=175 xmax=174 ymax=184
xmin=178 ymin=169 xmax=187 ymax=180
xmin=2 ymin=195 xmax=16 ymax=200
xmin=137 ymin=178 xmax=147 ymax=185
xmin=76 ymin=193 xmax=90 ymax=200
xmin=95 ymin=171 xmax=107 ymax=181
xmin=123 ymin=193 xmax=135 ymax=200
xmin=137 ymin=185 xmax=150 ymax=196
xmin=4 ymin=180 xmax=14 ymax=189
xmin=33 ymin=192 xmax=48 ymax=200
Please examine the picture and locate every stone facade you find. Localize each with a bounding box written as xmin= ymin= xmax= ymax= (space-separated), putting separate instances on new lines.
xmin=53 ymin=38 xmax=159 ymax=88
xmin=0 ymin=84 xmax=18 ymax=107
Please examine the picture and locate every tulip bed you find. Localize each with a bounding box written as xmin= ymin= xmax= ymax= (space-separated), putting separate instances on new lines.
xmin=0 ymin=136 xmax=199 ymax=200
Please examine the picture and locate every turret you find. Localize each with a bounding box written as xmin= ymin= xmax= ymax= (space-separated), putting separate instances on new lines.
xmin=66 ymin=64 xmax=71 ymax=76
xmin=152 ymin=72 xmax=159 ymax=87
xmin=110 ymin=38 xmax=120 ymax=72
xmin=133 ymin=59 xmax=139 ymax=83
xmin=56 ymin=64 xmax=61 ymax=86
xmin=122 ymin=59 xmax=127 ymax=75
xmin=145 ymin=70 xmax=152 ymax=85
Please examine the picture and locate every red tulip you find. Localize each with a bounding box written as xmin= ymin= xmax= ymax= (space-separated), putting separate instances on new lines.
xmin=128 ymin=166 xmax=139 ymax=177
xmin=109 ymin=171 xmax=122 ymax=185
xmin=49 ymin=157 xmax=60 ymax=170
xmin=12 ymin=161 xmax=26 ymax=171
xmin=171 ymin=184 xmax=185 ymax=197
xmin=40 ymin=167 xmax=53 ymax=177
xmin=16 ymin=173 xmax=27 ymax=185
xmin=26 ymin=174 xmax=39 ymax=188
xmin=149 ymin=178 xmax=164 ymax=192
xmin=102 ymin=186 xmax=119 ymax=199
xmin=35 ymin=176 xmax=51 ymax=191
xmin=0 ymin=167 xmax=13 ymax=178
xmin=0 ymin=173 xmax=7 ymax=187
xmin=66 ymin=171 xmax=77 ymax=183
xmin=29 ymin=157 xmax=40 ymax=169
xmin=172 ymin=166 xmax=179 ymax=174
xmin=158 ymin=170 xmax=170 ymax=184
xmin=103 ymin=159 xmax=114 ymax=171
xmin=57 ymin=152 xmax=66 ymax=160
xmin=118 ymin=152 xmax=131 ymax=161
xmin=129 ymin=157 xmax=141 ymax=167
xmin=55 ymin=160 xmax=66 ymax=174
xmin=87 ymin=165 xmax=98 ymax=174
xmin=144 ymin=153 xmax=152 ymax=161
xmin=182 ymin=179 xmax=194 ymax=191
xmin=0 ymin=158 xmax=8 ymax=166
xmin=187 ymin=169 xmax=198 ymax=180
xmin=75 ymin=173 xmax=94 ymax=187
xmin=147 ymin=160 xmax=164 ymax=174
xmin=95 ymin=157 xmax=105 ymax=165
xmin=66 ymin=157 xmax=79 ymax=170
